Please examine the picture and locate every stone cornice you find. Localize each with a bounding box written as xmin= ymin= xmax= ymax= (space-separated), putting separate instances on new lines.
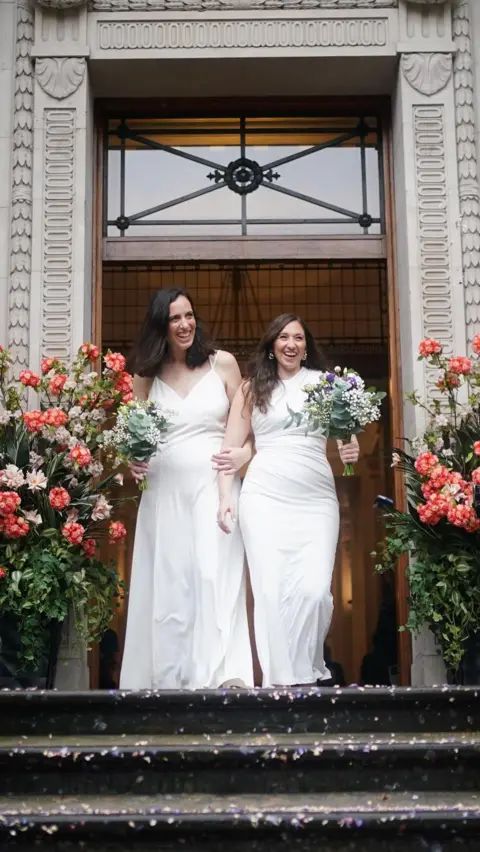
xmin=54 ymin=0 xmax=399 ymax=10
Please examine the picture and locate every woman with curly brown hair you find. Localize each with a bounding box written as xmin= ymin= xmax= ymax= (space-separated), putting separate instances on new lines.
xmin=214 ymin=314 xmax=358 ymax=688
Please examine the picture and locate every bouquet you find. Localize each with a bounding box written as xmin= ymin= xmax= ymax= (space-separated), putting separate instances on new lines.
xmin=100 ymin=400 xmax=172 ymax=490
xmin=0 ymin=343 xmax=131 ymax=670
xmin=287 ymin=367 xmax=386 ymax=475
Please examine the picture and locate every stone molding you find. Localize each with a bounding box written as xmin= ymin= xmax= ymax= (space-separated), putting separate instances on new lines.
xmin=8 ymin=0 xmax=34 ymax=375
xmin=41 ymin=109 xmax=75 ymax=361
xmin=452 ymin=0 xmax=480 ymax=344
xmin=407 ymin=0 xmax=446 ymax=4
xmin=96 ymin=16 xmax=389 ymax=51
xmin=89 ymin=0 xmax=397 ymax=10
xmin=401 ymin=52 xmax=452 ymax=96
xmin=413 ymin=104 xmax=454 ymax=393
xmin=36 ymin=57 xmax=86 ymax=99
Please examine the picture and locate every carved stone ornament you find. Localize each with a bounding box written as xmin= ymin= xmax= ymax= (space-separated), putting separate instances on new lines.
xmin=35 ymin=58 xmax=86 ymax=100
xmin=89 ymin=0 xmax=397 ymax=9
xmin=35 ymin=0 xmax=87 ymax=8
xmin=401 ymin=53 xmax=452 ymax=96
xmin=406 ymin=1 xmax=446 ymax=4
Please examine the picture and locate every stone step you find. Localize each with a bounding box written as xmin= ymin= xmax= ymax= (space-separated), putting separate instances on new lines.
xmin=1 ymin=687 xmax=479 ymax=737
xmin=1 ymin=734 xmax=479 ymax=796
xmin=1 ymin=791 xmax=480 ymax=850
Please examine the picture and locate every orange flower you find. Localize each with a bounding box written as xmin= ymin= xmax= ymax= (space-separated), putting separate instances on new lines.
xmin=44 ymin=408 xmax=68 ymax=428
xmin=104 ymin=352 xmax=126 ymax=373
xmin=68 ymin=445 xmax=92 ymax=468
xmin=418 ymin=339 xmax=442 ymax=357
xmin=23 ymin=410 xmax=46 ymax=433
xmin=0 ymin=491 xmax=21 ymax=516
xmin=80 ymin=343 xmax=100 ymax=361
xmin=109 ymin=521 xmax=127 ymax=543
xmin=48 ymin=487 xmax=71 ymax=511
xmin=62 ymin=521 xmax=85 ymax=545
xmin=414 ymin=452 xmax=439 ymax=477
xmin=49 ymin=374 xmax=68 ymax=395
xmin=447 ymin=503 xmax=479 ymax=532
xmin=19 ymin=369 xmax=41 ymax=388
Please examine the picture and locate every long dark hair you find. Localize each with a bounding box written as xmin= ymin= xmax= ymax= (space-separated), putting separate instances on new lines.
xmin=245 ymin=314 xmax=327 ymax=413
xmin=127 ymin=288 xmax=214 ymax=377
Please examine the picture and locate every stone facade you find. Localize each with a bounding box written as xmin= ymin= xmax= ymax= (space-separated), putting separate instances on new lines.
xmin=0 ymin=0 xmax=478 ymax=687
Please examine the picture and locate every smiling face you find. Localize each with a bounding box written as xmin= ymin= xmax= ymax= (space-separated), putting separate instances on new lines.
xmin=272 ymin=320 xmax=307 ymax=377
xmin=167 ymin=295 xmax=196 ymax=355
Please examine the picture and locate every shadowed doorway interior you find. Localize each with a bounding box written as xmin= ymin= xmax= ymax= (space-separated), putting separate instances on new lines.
xmin=98 ymin=260 xmax=396 ymax=688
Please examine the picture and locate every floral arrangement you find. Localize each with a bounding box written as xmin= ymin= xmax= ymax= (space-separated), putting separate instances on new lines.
xmin=0 ymin=343 xmax=133 ymax=670
xmin=287 ymin=367 xmax=386 ymax=475
xmin=100 ymin=400 xmax=172 ymax=491
xmin=375 ymin=335 xmax=480 ymax=672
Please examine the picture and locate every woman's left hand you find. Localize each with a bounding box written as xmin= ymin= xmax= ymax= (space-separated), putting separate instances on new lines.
xmin=337 ymin=435 xmax=360 ymax=465
xmin=212 ymin=445 xmax=250 ymax=475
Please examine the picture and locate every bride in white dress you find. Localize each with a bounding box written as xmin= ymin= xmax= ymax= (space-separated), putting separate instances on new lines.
xmin=120 ymin=289 xmax=253 ymax=690
xmin=216 ymin=315 xmax=359 ymax=687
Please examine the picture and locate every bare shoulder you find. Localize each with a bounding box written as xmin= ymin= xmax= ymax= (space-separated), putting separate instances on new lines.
xmin=215 ymin=349 xmax=239 ymax=369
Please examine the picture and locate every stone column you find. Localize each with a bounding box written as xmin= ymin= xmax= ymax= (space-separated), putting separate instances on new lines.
xmin=394 ymin=0 xmax=466 ymax=685
xmin=30 ymin=1 xmax=92 ymax=688
xmin=3 ymin=0 xmax=33 ymax=369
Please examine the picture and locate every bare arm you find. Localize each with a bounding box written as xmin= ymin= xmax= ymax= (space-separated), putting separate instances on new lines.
xmin=213 ymin=352 xmax=254 ymax=471
xmin=133 ymin=374 xmax=153 ymax=402
xmin=217 ymin=384 xmax=252 ymax=533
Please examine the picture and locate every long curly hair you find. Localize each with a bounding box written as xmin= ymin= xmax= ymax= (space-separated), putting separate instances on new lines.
xmin=127 ymin=288 xmax=214 ymax=378
xmin=244 ymin=314 xmax=327 ymax=413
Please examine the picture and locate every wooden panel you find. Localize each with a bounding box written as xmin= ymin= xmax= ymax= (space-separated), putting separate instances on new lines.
xmin=104 ymin=236 xmax=386 ymax=263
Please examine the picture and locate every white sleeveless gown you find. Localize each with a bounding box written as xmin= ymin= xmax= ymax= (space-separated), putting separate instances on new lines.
xmin=120 ymin=358 xmax=253 ymax=690
xmin=239 ymin=367 xmax=339 ymax=687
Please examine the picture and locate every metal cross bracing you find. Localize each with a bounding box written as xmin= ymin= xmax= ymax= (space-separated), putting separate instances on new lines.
xmin=105 ymin=115 xmax=384 ymax=237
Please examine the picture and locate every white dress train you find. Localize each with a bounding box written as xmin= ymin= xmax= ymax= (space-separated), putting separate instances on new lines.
xmin=120 ymin=356 xmax=253 ymax=690
xmin=239 ymin=367 xmax=339 ymax=687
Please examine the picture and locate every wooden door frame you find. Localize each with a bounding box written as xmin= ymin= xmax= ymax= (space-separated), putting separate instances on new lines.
xmin=91 ymin=96 xmax=411 ymax=687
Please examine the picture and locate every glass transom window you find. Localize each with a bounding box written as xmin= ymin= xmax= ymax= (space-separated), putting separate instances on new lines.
xmin=106 ymin=114 xmax=384 ymax=238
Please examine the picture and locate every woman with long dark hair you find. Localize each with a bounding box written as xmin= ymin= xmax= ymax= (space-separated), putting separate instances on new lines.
xmin=120 ymin=288 xmax=253 ymax=690
xmin=215 ymin=314 xmax=359 ymax=687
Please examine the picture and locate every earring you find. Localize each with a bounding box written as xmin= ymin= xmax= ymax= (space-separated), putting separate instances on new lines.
xmin=302 ymin=352 xmax=307 ymax=361
xmin=269 ymin=352 xmax=275 ymax=360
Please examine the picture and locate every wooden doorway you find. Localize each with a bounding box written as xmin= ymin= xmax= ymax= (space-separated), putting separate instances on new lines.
xmin=91 ymin=98 xmax=410 ymax=687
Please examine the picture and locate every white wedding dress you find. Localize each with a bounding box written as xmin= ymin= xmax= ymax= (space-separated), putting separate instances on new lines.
xmin=120 ymin=356 xmax=253 ymax=690
xmin=239 ymin=367 xmax=339 ymax=687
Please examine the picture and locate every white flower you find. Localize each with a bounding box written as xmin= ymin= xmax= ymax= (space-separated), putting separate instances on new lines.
xmin=91 ymin=494 xmax=112 ymax=521
xmin=113 ymin=473 xmax=124 ymax=486
xmin=66 ymin=507 xmax=79 ymax=523
xmin=0 ymin=407 xmax=12 ymax=425
xmin=22 ymin=509 xmax=42 ymax=526
xmin=435 ymin=414 xmax=449 ymax=427
xmin=0 ymin=464 xmax=25 ymax=489
xmin=443 ymin=448 xmax=454 ymax=458
xmin=29 ymin=451 xmax=43 ymax=469
xmin=90 ymin=408 xmax=107 ymax=423
xmin=54 ymin=427 xmax=72 ymax=445
xmin=67 ymin=476 xmax=79 ymax=489
xmin=88 ymin=461 xmax=104 ymax=478
xmin=26 ymin=470 xmax=48 ymax=491
xmin=73 ymin=422 xmax=86 ymax=435
xmin=63 ymin=379 xmax=77 ymax=391
xmin=391 ymin=453 xmax=401 ymax=468
xmin=434 ymin=438 xmax=444 ymax=452
xmin=69 ymin=407 xmax=82 ymax=420
xmin=82 ymin=372 xmax=98 ymax=387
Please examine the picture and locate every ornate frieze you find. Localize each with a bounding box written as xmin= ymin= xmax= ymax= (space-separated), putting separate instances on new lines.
xmin=89 ymin=0 xmax=397 ymax=9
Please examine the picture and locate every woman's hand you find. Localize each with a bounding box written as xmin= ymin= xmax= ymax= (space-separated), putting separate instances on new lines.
xmin=212 ymin=445 xmax=250 ymax=475
xmin=129 ymin=459 xmax=149 ymax=483
xmin=337 ymin=436 xmax=360 ymax=465
xmin=217 ymin=496 xmax=237 ymax=534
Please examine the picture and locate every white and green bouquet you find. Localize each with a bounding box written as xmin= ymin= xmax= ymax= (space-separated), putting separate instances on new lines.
xmin=100 ymin=400 xmax=173 ymax=490
xmin=288 ymin=367 xmax=386 ymax=475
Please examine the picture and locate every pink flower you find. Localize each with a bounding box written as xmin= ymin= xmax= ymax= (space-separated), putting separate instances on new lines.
xmin=104 ymin=352 xmax=126 ymax=373
xmin=3 ymin=515 xmax=29 ymax=538
xmin=414 ymin=452 xmax=439 ymax=477
xmin=49 ymin=487 xmax=71 ymax=511
xmin=23 ymin=410 xmax=46 ymax=433
xmin=91 ymin=494 xmax=112 ymax=521
xmin=62 ymin=522 xmax=85 ymax=545
xmin=80 ymin=343 xmax=100 ymax=362
xmin=474 ymin=441 xmax=480 ymax=457
xmin=82 ymin=538 xmax=96 ymax=558
xmin=19 ymin=369 xmax=41 ymax=388
xmin=109 ymin=521 xmax=127 ymax=543
xmin=0 ymin=491 xmax=21 ymax=516
xmin=472 ymin=334 xmax=480 ymax=356
xmin=418 ymin=339 xmax=442 ymax=357
xmin=447 ymin=356 xmax=472 ymax=376
xmin=68 ymin=445 xmax=92 ymax=468
xmin=44 ymin=408 xmax=68 ymax=428
xmin=49 ymin=374 xmax=68 ymax=395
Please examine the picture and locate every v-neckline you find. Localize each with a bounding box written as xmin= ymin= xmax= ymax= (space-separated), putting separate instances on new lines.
xmin=157 ymin=367 xmax=214 ymax=402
